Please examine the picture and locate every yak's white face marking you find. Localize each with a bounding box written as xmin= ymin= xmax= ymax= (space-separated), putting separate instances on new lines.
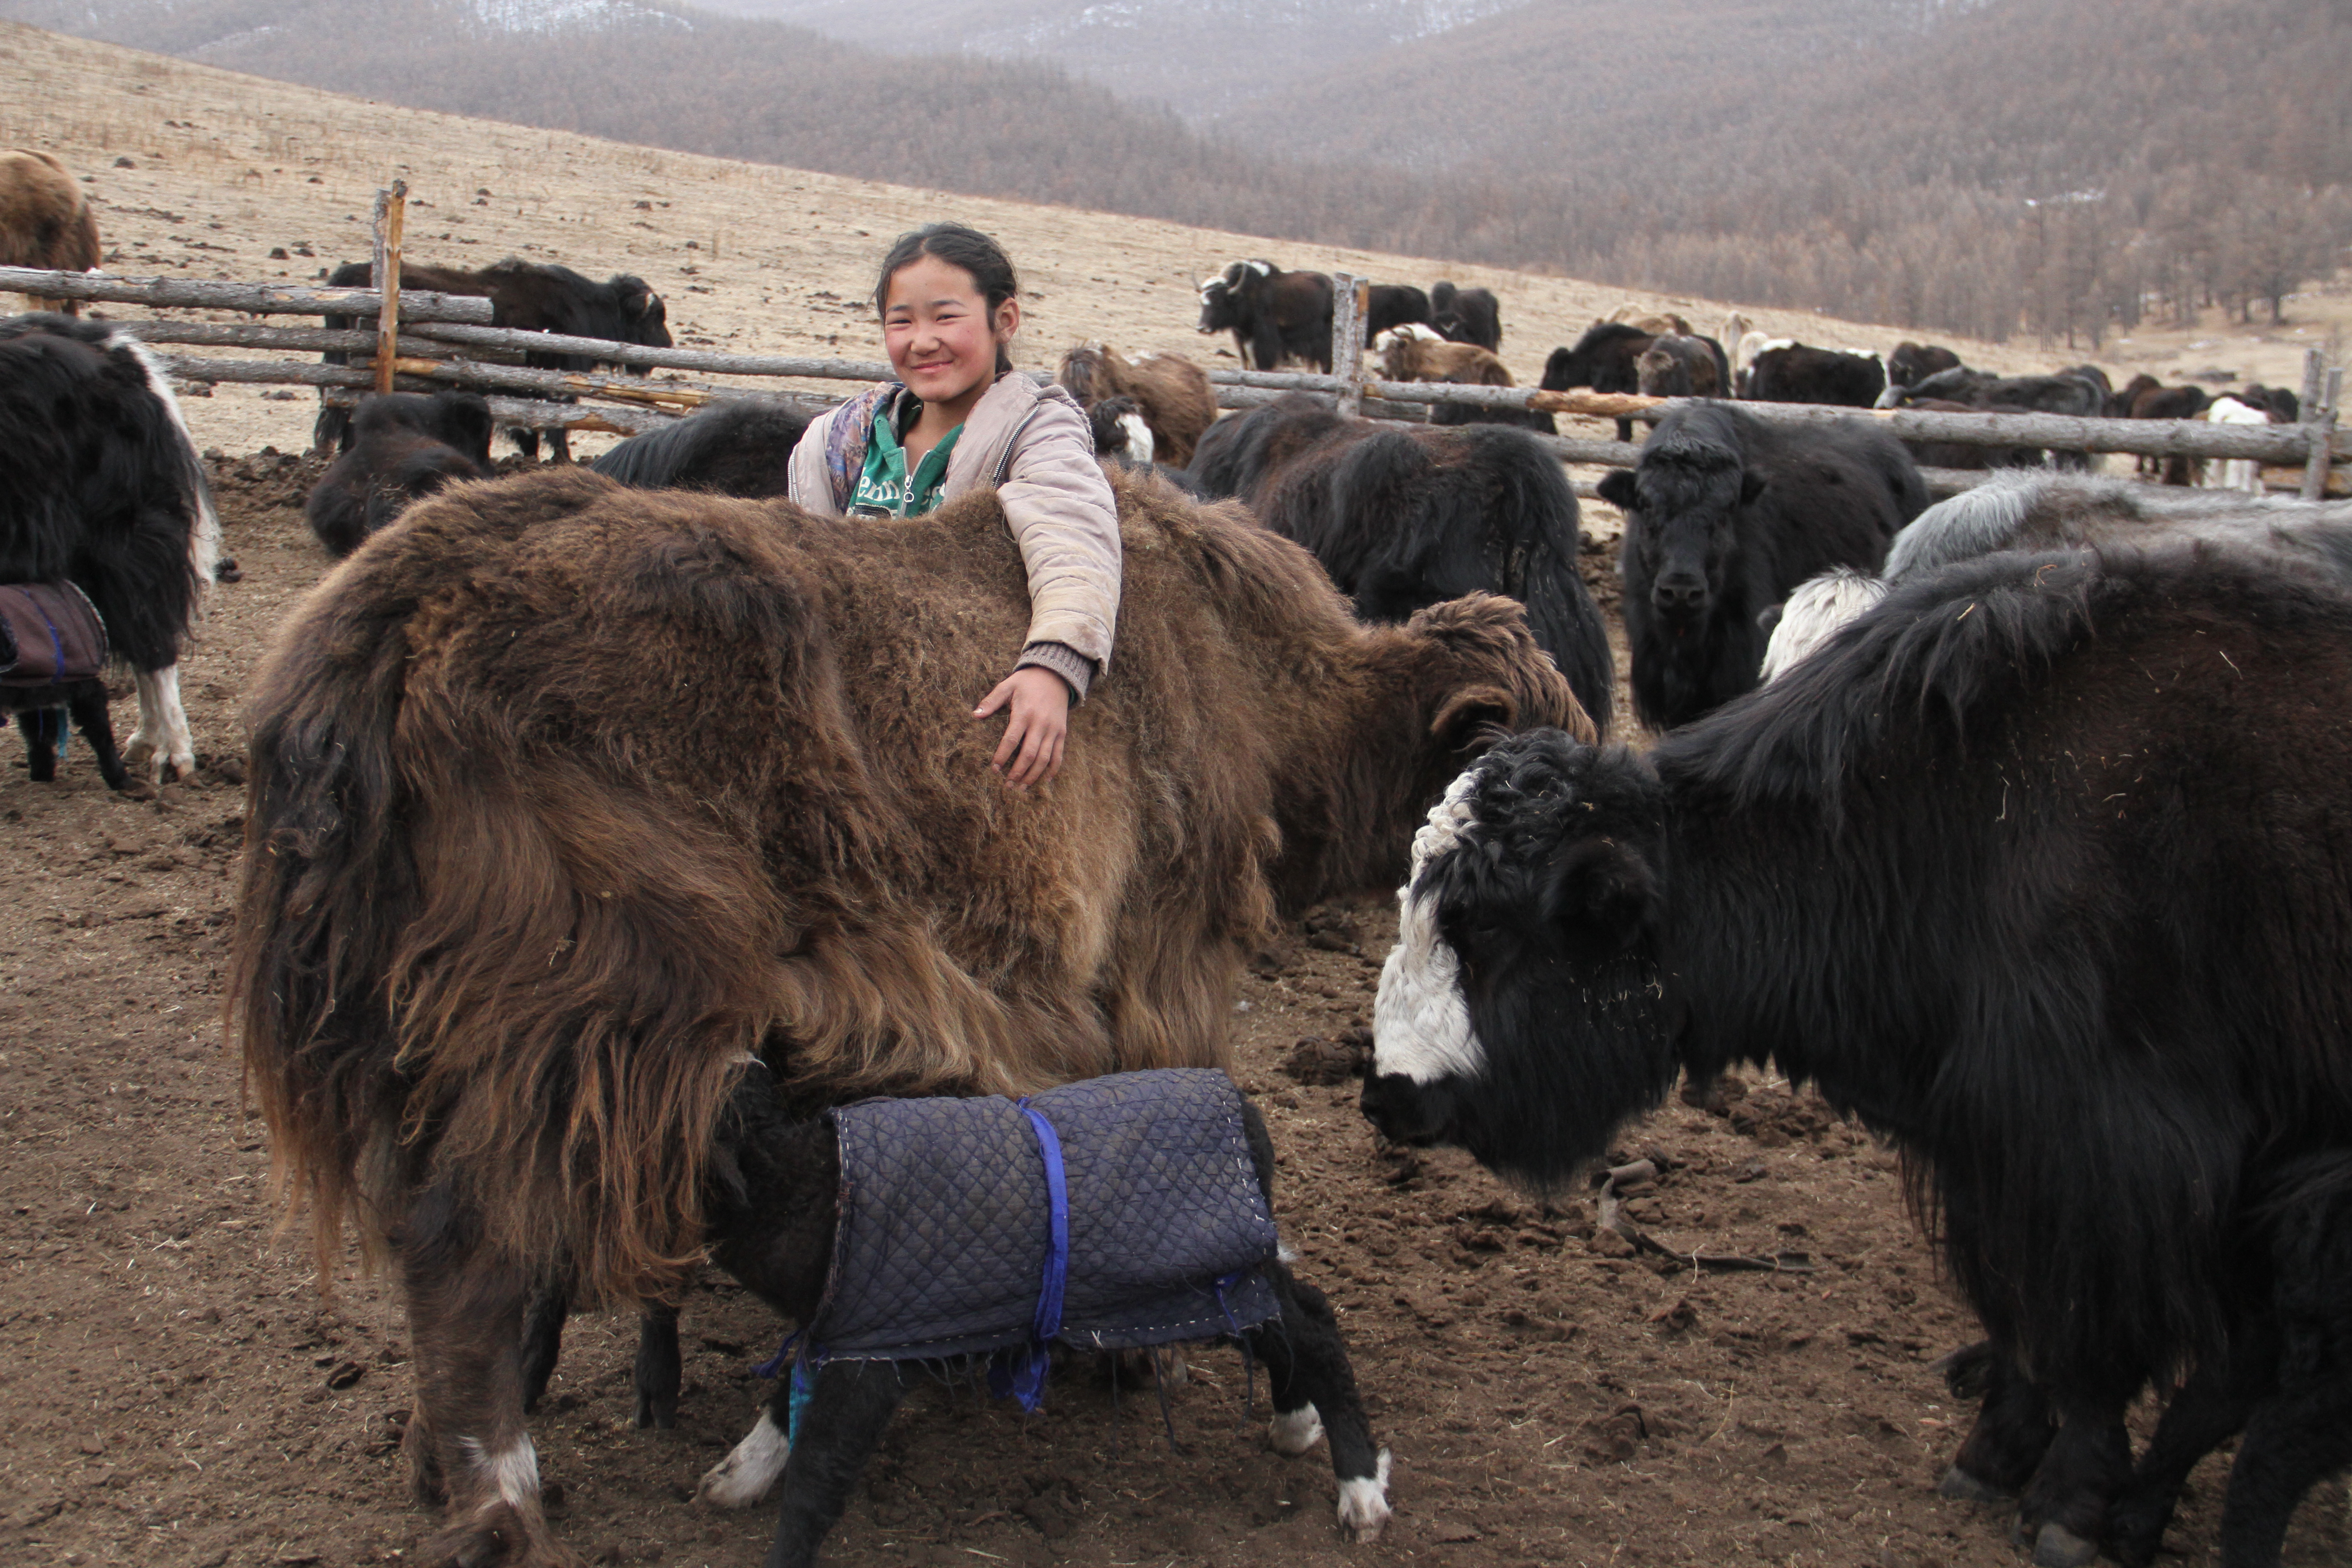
xmin=1372 ymin=767 xmax=1489 ymax=1085
xmin=122 ymin=665 xmax=195 ymax=783
xmin=459 ymin=1433 xmax=541 ymax=1509
xmin=698 ymin=1407 xmax=789 ymax=1509
xmin=1117 ymin=411 xmax=1154 ymax=465
xmin=1269 ymin=1402 xmax=1324 ymax=1455
xmin=1336 ymin=1450 xmax=1393 ymax=1543
xmin=108 ymin=327 xmax=221 ymax=585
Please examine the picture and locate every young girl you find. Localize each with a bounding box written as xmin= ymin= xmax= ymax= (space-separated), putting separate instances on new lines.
xmin=787 ymin=224 xmax=1119 ymax=790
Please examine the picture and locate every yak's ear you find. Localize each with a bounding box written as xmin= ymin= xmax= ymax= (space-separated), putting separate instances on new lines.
xmin=1540 ymin=832 xmax=1662 ymax=955
xmin=1739 ymin=471 xmax=1768 ymax=506
xmin=1430 ymin=683 xmax=1520 ymax=749
xmin=1756 ymin=602 xmax=1784 ymax=635
xmin=1596 ymin=470 xmax=1637 ymax=510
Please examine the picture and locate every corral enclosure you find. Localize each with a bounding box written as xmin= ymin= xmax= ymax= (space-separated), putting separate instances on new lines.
xmin=1 ymin=20 xmax=2349 ymax=1568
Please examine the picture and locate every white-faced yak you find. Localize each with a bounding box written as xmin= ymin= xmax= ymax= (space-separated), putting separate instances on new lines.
xmin=1361 ymin=536 xmax=2352 ymax=1568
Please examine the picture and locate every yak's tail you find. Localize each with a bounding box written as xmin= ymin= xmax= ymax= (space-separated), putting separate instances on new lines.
xmin=231 ymin=470 xmax=787 ymax=1304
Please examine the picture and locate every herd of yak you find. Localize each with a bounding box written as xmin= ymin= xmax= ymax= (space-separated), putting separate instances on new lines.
xmin=4 ymin=216 xmax=2351 ymax=1568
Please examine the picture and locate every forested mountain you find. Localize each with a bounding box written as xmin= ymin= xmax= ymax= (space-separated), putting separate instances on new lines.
xmin=5 ymin=0 xmax=2346 ymax=344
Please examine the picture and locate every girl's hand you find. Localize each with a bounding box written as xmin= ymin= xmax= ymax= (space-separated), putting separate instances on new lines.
xmin=975 ymin=666 xmax=1072 ymax=789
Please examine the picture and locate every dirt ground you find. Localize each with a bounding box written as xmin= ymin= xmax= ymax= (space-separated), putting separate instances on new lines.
xmin=5 ymin=460 xmax=2348 ymax=1568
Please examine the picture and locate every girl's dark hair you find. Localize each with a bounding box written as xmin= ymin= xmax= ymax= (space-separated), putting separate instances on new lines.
xmin=874 ymin=223 xmax=1020 ymax=375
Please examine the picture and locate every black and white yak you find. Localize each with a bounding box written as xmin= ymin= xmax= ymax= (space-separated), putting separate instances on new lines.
xmin=1196 ymin=260 xmax=1333 ymax=373
xmin=305 ymin=391 xmax=494 ymax=559
xmin=1 ymin=313 xmax=219 ymax=784
xmin=1360 ymin=534 xmax=2352 ymax=1568
xmin=1597 ymin=402 xmax=1923 ymax=730
xmin=677 ymin=1063 xmax=1391 ymax=1565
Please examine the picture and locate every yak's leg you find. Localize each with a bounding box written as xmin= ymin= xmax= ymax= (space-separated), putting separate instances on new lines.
xmin=632 ymin=1302 xmax=682 ymax=1429
xmin=1247 ymin=1264 xmax=1390 ymax=1543
xmin=2215 ymin=1376 xmax=2352 ymax=1568
xmin=2015 ymin=1401 xmax=2134 ymax=1568
xmin=2107 ymin=1340 xmax=2274 ymax=1568
xmin=517 ymin=1283 xmax=568 ymax=1416
xmin=760 ymin=1361 xmax=905 ymax=1568
xmin=1940 ymin=1346 xmax=2057 ymax=1502
xmin=700 ymin=1382 xmax=792 ymax=1509
xmin=123 ymin=665 xmax=195 ymax=783
xmin=66 ymin=685 xmax=128 ymax=791
xmin=18 ymin=707 xmax=62 ymax=781
xmin=396 ymin=1205 xmax=578 ymax=1568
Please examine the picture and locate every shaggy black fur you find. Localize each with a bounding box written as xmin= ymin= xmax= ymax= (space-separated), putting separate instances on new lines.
xmin=1598 ymin=402 xmax=1921 ymax=730
xmin=1428 ymin=282 xmax=1501 ymax=351
xmin=1261 ymin=424 xmax=1611 ymax=737
xmin=1744 ymin=343 xmax=1886 ymax=407
xmin=1886 ymin=341 xmax=1962 ymax=389
xmin=305 ymin=392 xmax=494 ymax=558
xmin=1182 ymin=392 xmax=1353 ymax=504
xmin=0 ymin=313 xmax=212 ymax=674
xmin=1364 ymin=284 xmax=1432 ymax=342
xmin=1363 ymin=539 xmax=2352 ymax=1567
xmin=1540 ymin=321 xmax=1651 ymax=442
xmin=589 ymin=400 xmax=813 ymax=498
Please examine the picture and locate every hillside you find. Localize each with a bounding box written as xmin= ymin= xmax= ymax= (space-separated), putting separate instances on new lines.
xmin=5 ymin=0 xmax=2347 ymax=343
xmin=3 ymin=20 xmax=2080 ymax=461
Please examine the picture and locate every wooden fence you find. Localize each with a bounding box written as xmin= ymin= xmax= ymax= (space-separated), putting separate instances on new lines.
xmin=6 ymin=243 xmax=2345 ymax=501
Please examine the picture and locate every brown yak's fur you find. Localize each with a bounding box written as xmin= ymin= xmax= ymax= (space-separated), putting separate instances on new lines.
xmin=0 ymin=150 xmax=101 ymax=314
xmin=1377 ymin=333 xmax=1514 ymax=388
xmin=1055 ymin=342 xmax=1216 ymax=467
xmin=234 ymin=463 xmax=1581 ymax=1313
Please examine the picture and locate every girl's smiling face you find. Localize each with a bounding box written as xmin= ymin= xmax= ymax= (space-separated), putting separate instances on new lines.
xmin=881 ymin=254 xmax=1019 ymax=416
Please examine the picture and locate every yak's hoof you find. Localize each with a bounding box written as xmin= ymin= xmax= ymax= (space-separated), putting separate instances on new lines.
xmin=420 ymin=1502 xmax=585 ymax=1568
xmin=2032 ymin=1520 xmax=2098 ymax=1568
xmin=1336 ymin=1451 xmax=1392 ymax=1544
xmin=1937 ymin=1465 xmax=2013 ymax=1504
xmin=633 ymin=1392 xmax=677 ymax=1431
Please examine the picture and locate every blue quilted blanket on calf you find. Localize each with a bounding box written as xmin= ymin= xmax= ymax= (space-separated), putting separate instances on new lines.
xmin=808 ymin=1069 xmax=1280 ymax=1371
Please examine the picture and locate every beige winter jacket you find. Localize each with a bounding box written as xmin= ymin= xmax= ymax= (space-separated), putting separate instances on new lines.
xmin=788 ymin=372 xmax=1121 ymax=698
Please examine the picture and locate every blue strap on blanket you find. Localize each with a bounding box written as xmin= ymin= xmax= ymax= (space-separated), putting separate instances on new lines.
xmin=987 ymin=1100 xmax=1070 ymax=1413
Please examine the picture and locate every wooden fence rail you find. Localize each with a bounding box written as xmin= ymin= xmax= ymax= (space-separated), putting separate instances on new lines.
xmin=8 ymin=262 xmax=2343 ymax=494
xmin=0 ymin=265 xmax=492 ymax=323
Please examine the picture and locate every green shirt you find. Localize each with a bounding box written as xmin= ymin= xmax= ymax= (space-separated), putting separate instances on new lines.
xmin=851 ymin=397 xmax=962 ymax=519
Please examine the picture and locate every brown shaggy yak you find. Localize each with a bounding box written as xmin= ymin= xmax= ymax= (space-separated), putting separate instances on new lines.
xmin=1375 ymin=328 xmax=1515 ymax=389
xmin=0 ymin=150 xmax=101 ymax=314
xmin=1055 ymin=342 xmax=1216 ymax=467
xmin=233 ymin=463 xmax=1581 ymax=1566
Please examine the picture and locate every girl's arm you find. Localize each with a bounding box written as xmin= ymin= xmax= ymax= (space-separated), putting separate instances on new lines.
xmin=978 ymin=392 xmax=1121 ymax=787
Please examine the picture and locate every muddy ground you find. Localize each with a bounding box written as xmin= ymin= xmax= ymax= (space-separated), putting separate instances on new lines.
xmin=2 ymin=461 xmax=2346 ymax=1568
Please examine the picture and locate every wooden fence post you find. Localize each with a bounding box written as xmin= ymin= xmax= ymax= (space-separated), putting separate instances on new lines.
xmin=1331 ymin=272 xmax=1366 ymax=417
xmin=2302 ymin=359 xmax=2342 ymax=502
xmin=371 ymin=180 xmax=408 ymax=397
